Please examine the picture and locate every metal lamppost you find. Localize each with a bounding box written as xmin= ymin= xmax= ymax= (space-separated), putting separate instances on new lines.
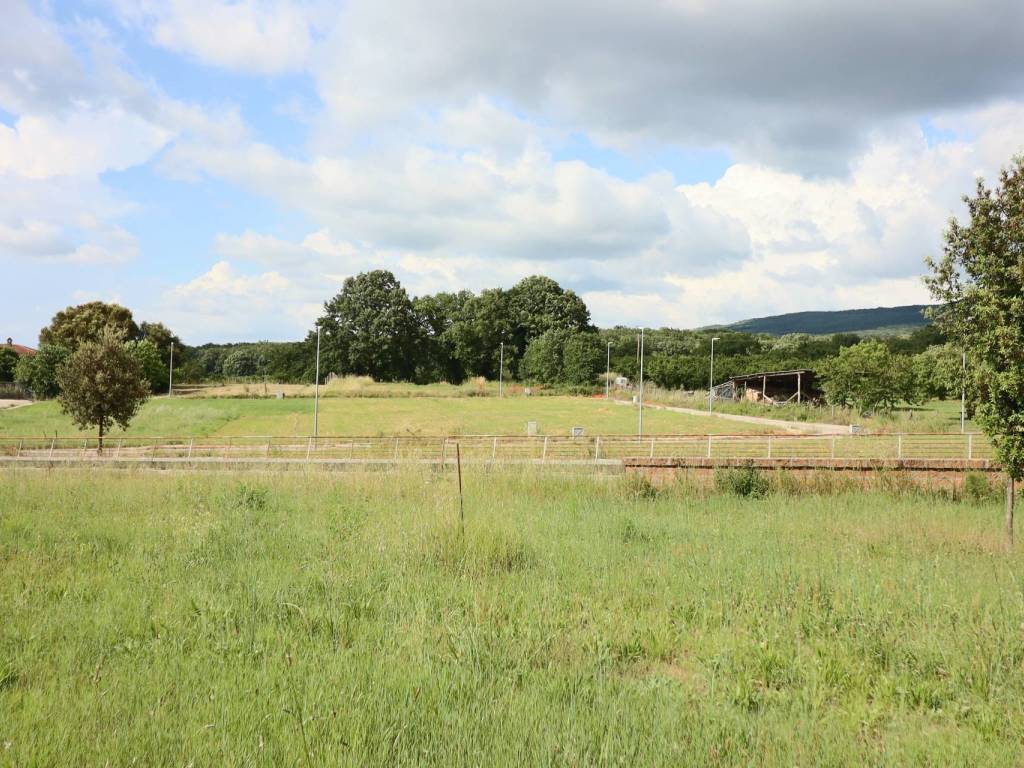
xmin=605 ymin=342 xmax=613 ymax=399
xmin=168 ymin=341 xmax=174 ymax=398
xmin=961 ymin=351 xmax=967 ymax=434
xmin=498 ymin=341 xmax=504 ymax=398
xmin=313 ymin=324 xmax=322 ymax=439
xmin=709 ymin=336 xmax=720 ymax=412
xmin=638 ymin=328 xmax=645 ymax=437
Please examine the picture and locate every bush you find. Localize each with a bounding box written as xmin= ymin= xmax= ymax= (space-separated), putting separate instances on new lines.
xmin=716 ymin=466 xmax=771 ymax=498
xmin=621 ymin=473 xmax=659 ymax=500
xmin=963 ymin=472 xmax=999 ymax=503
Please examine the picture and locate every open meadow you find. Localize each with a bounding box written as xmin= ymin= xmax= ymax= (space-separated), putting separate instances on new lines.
xmin=0 ymin=394 xmax=773 ymax=439
xmin=1 ymin=467 xmax=1022 ymax=765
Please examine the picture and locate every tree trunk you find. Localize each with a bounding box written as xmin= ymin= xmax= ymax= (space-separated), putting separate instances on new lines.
xmin=1007 ymin=475 xmax=1015 ymax=549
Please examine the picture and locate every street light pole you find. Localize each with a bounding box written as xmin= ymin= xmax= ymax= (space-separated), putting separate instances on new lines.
xmin=168 ymin=341 xmax=174 ymax=398
xmin=638 ymin=328 xmax=645 ymax=437
xmin=961 ymin=351 xmax=966 ymax=434
xmin=605 ymin=342 xmax=613 ymax=399
xmin=499 ymin=342 xmax=504 ymax=398
xmin=313 ymin=324 xmax=321 ymax=439
xmin=709 ymin=336 xmax=720 ymax=412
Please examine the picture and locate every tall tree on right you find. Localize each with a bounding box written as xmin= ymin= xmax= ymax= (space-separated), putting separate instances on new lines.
xmin=925 ymin=156 xmax=1024 ymax=545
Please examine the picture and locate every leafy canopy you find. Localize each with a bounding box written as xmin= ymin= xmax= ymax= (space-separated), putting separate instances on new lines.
xmin=926 ymin=156 xmax=1024 ymax=478
xmin=14 ymin=343 xmax=70 ymax=399
xmin=39 ymin=301 xmax=140 ymax=351
xmin=57 ymin=329 xmax=150 ymax=444
xmin=819 ymin=340 xmax=918 ymax=414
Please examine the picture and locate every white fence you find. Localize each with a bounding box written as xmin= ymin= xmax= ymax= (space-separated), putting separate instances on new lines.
xmin=0 ymin=432 xmax=995 ymax=464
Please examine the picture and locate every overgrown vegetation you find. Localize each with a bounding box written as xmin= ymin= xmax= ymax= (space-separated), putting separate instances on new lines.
xmin=0 ymin=468 xmax=1020 ymax=765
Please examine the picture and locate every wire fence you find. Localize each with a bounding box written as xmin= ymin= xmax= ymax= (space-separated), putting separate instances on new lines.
xmin=0 ymin=432 xmax=995 ymax=464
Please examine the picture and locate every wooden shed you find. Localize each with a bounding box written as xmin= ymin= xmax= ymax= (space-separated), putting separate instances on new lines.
xmin=717 ymin=369 xmax=820 ymax=405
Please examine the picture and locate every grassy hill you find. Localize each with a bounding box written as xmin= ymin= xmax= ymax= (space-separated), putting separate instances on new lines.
xmin=727 ymin=305 xmax=935 ymax=336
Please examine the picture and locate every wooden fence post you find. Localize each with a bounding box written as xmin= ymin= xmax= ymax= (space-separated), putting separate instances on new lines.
xmin=967 ymin=434 xmax=973 ymax=460
xmin=542 ymin=436 xmax=549 ymax=463
xmin=706 ymin=435 xmax=713 ymax=459
xmin=594 ymin=435 xmax=601 ymax=462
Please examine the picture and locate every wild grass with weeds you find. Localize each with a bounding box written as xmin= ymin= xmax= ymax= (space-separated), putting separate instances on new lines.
xmin=0 ymin=466 xmax=1021 ymax=766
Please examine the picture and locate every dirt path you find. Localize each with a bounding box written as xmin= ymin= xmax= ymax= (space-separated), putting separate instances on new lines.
xmin=0 ymin=399 xmax=32 ymax=410
xmin=610 ymin=398 xmax=848 ymax=435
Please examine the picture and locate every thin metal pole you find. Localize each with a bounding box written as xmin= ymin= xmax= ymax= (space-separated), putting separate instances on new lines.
xmin=605 ymin=342 xmax=612 ymax=399
xmin=709 ymin=338 xmax=714 ymax=412
xmin=961 ymin=352 xmax=966 ymax=434
xmin=313 ymin=325 xmax=321 ymax=439
xmin=168 ymin=341 xmax=174 ymax=398
xmin=638 ymin=328 xmax=645 ymax=437
xmin=499 ymin=342 xmax=504 ymax=398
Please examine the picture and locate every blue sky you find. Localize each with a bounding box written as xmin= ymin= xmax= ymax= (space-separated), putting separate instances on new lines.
xmin=3 ymin=0 xmax=1024 ymax=345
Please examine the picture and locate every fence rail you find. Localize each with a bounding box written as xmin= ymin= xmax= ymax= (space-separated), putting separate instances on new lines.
xmin=0 ymin=432 xmax=995 ymax=465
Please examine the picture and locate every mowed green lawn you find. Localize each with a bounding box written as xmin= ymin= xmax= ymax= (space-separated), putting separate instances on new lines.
xmin=1 ymin=468 xmax=1021 ymax=765
xmin=0 ymin=395 xmax=771 ymax=438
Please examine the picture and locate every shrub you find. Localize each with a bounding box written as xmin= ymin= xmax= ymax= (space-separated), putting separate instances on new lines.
xmin=621 ymin=473 xmax=659 ymax=500
xmin=964 ymin=472 xmax=999 ymax=503
xmin=716 ymin=466 xmax=770 ymax=498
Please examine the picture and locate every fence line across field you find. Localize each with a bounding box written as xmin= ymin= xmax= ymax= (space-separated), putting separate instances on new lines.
xmin=0 ymin=432 xmax=995 ymax=464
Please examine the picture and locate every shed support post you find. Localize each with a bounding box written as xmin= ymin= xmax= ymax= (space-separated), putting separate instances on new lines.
xmin=762 ymin=375 xmax=767 ymax=398
xmin=797 ymin=372 xmax=802 ymax=404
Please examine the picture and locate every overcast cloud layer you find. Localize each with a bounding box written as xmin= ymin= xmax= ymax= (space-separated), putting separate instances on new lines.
xmin=2 ymin=0 xmax=1024 ymax=343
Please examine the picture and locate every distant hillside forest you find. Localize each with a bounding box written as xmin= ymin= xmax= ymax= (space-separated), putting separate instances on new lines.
xmin=726 ymin=305 xmax=935 ymax=335
xmin=12 ymin=273 xmax=963 ymax=408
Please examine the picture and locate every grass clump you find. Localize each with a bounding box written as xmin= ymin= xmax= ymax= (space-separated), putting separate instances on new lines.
xmin=716 ymin=465 xmax=771 ymax=498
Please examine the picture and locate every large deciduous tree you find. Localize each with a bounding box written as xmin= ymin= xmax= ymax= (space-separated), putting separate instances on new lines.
xmin=447 ymin=289 xmax=517 ymax=380
xmin=0 ymin=348 xmax=18 ymax=383
xmin=318 ymin=270 xmax=425 ymax=382
xmin=14 ymin=343 xmax=70 ymax=399
xmin=39 ymin=302 xmax=140 ymax=351
xmin=413 ymin=290 xmax=472 ymax=383
xmin=819 ymin=340 xmax=918 ymax=414
xmin=139 ymin=321 xmax=182 ymax=369
xmin=508 ymin=275 xmax=591 ymax=351
xmin=925 ymin=155 xmax=1024 ymax=543
xmin=57 ymin=329 xmax=150 ymax=451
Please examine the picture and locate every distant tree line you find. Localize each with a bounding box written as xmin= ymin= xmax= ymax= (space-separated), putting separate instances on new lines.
xmin=8 ymin=276 xmax=965 ymax=416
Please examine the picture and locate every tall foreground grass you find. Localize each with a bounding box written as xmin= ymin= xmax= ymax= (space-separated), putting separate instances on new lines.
xmin=1 ymin=468 xmax=1022 ymax=765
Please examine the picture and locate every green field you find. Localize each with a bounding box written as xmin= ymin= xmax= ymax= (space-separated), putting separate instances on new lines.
xmin=0 ymin=395 xmax=772 ymax=438
xmin=1 ymin=468 xmax=1020 ymax=765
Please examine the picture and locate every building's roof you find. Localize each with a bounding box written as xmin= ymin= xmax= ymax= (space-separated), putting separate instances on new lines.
xmin=2 ymin=340 xmax=36 ymax=356
xmin=727 ymin=369 xmax=814 ymax=383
